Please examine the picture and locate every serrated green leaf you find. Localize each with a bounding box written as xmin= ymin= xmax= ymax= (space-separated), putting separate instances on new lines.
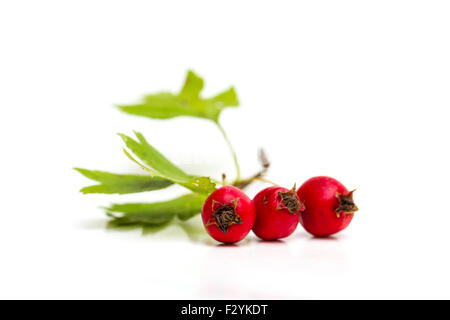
xmin=105 ymin=193 xmax=207 ymax=225
xmin=180 ymin=70 xmax=204 ymax=99
xmin=119 ymin=131 xmax=187 ymax=181
xmin=74 ymin=168 xmax=173 ymax=194
xmin=117 ymin=70 xmax=239 ymax=123
xmin=119 ymin=131 xmax=216 ymax=194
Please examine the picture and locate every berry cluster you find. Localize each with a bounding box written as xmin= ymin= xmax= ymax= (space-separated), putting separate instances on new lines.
xmin=201 ymin=176 xmax=358 ymax=243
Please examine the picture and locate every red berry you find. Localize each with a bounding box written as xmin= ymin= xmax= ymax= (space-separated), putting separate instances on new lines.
xmin=201 ymin=186 xmax=256 ymax=244
xmin=296 ymin=176 xmax=358 ymax=237
xmin=252 ymin=186 xmax=303 ymax=240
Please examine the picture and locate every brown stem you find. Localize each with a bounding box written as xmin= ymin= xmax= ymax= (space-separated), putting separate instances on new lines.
xmin=233 ymin=148 xmax=272 ymax=190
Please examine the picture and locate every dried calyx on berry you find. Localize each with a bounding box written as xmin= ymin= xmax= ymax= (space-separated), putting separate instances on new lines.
xmin=277 ymin=186 xmax=303 ymax=214
xmin=206 ymin=199 xmax=242 ymax=234
xmin=336 ymin=190 xmax=358 ymax=216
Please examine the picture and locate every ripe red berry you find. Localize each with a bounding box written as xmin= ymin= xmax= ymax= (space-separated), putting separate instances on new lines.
xmin=296 ymin=176 xmax=358 ymax=237
xmin=252 ymin=186 xmax=304 ymax=240
xmin=201 ymin=186 xmax=256 ymax=244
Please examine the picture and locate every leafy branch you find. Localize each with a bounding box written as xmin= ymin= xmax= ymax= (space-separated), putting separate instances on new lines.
xmin=117 ymin=70 xmax=241 ymax=182
xmin=75 ymin=71 xmax=270 ymax=228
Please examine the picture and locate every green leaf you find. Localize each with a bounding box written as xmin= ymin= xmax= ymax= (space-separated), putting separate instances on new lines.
xmin=105 ymin=193 xmax=207 ymax=225
xmin=180 ymin=70 xmax=204 ymax=99
xmin=118 ymin=131 xmax=216 ymax=194
xmin=117 ymin=70 xmax=239 ymax=123
xmin=74 ymin=168 xmax=173 ymax=194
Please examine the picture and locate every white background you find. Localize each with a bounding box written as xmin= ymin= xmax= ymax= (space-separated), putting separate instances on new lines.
xmin=1 ymin=0 xmax=450 ymax=299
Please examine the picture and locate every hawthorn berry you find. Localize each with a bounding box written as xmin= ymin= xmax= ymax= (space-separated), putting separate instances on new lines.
xmin=252 ymin=186 xmax=304 ymax=240
xmin=296 ymin=176 xmax=358 ymax=237
xmin=201 ymin=186 xmax=256 ymax=243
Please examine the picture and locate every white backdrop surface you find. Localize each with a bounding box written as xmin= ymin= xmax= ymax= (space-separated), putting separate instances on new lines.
xmin=1 ymin=0 xmax=450 ymax=299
